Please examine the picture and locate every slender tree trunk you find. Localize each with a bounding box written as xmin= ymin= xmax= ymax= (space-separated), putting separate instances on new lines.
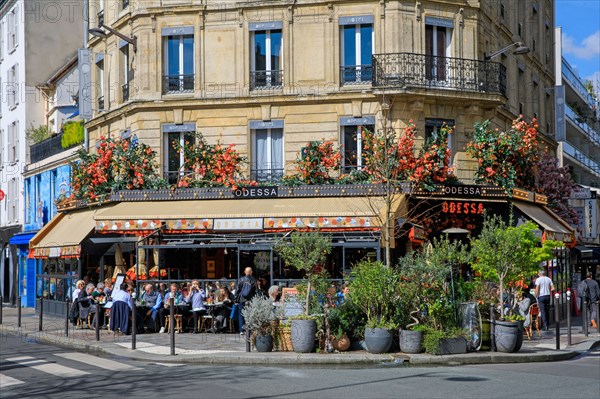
xmin=305 ymin=274 xmax=312 ymax=316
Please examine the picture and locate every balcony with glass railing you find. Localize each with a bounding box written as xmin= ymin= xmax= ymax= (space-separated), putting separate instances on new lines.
xmin=562 ymin=59 xmax=596 ymax=108
xmin=562 ymin=141 xmax=600 ymax=176
xmin=565 ymin=104 xmax=600 ymax=147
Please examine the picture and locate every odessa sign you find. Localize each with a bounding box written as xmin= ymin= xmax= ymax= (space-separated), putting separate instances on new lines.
xmin=232 ymin=186 xmax=278 ymax=199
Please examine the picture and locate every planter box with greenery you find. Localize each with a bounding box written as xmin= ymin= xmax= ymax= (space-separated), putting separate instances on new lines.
xmin=242 ymin=296 xmax=283 ymax=352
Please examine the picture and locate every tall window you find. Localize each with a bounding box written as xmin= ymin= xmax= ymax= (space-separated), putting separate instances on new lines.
xmin=121 ymin=44 xmax=130 ymax=101
xmin=162 ymin=124 xmax=196 ymax=184
xmin=250 ymin=24 xmax=283 ymax=90
xmin=341 ymin=117 xmax=375 ymax=173
xmin=340 ymin=17 xmax=373 ymax=85
xmin=425 ymin=118 xmax=454 ymax=156
xmin=8 ymin=120 xmax=18 ymax=163
xmin=96 ymin=58 xmax=104 ymax=111
xmin=425 ymin=23 xmax=452 ymax=82
xmin=0 ymin=21 xmax=4 ymax=61
xmin=8 ymin=178 xmax=17 ymax=222
xmin=7 ymin=6 xmax=18 ymax=52
xmin=0 ymin=129 xmax=3 ymax=167
xmin=24 ymin=178 xmax=31 ymax=224
xmin=98 ymin=0 xmax=104 ymax=26
xmin=163 ymin=29 xmax=194 ymax=94
xmin=251 ymin=124 xmax=284 ymax=182
xmin=7 ymin=64 xmax=18 ymax=108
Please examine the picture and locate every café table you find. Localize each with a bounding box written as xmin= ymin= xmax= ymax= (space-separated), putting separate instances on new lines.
xmin=203 ymin=302 xmax=223 ymax=333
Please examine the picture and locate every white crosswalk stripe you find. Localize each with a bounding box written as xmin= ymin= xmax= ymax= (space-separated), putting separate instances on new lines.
xmin=0 ymin=373 xmax=25 ymax=388
xmin=53 ymin=352 xmax=141 ymax=371
xmin=5 ymin=356 xmax=89 ymax=378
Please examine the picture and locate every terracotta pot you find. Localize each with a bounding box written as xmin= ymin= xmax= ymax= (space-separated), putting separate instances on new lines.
xmin=332 ymin=333 xmax=351 ymax=351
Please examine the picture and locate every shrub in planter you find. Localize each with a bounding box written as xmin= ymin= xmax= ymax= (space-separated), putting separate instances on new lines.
xmin=421 ymin=326 xmax=467 ymax=355
xmin=242 ymin=296 xmax=283 ymax=352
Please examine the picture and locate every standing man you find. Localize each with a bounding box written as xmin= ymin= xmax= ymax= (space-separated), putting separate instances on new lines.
xmin=235 ymin=267 xmax=257 ymax=335
xmin=579 ymin=272 xmax=600 ymax=329
xmin=534 ymin=270 xmax=554 ymax=331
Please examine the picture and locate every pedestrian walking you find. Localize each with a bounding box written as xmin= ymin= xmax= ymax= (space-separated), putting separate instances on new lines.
xmin=578 ymin=272 xmax=600 ymax=329
xmin=234 ymin=267 xmax=257 ymax=335
xmin=534 ymin=270 xmax=554 ymax=331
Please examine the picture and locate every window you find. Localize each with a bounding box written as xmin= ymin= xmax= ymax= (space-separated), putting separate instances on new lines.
xmin=8 ymin=121 xmax=18 ymax=163
xmin=7 ymin=64 xmax=18 ymax=108
xmin=162 ymin=123 xmax=196 ymax=184
xmin=340 ymin=116 xmax=375 ymax=173
xmin=24 ymin=178 xmax=31 ymax=224
xmin=340 ymin=16 xmax=373 ymax=85
xmin=250 ymin=22 xmax=283 ymax=90
xmin=500 ymin=3 xmax=505 ymax=19
xmin=425 ymin=118 xmax=454 ymax=155
xmin=121 ymin=44 xmax=130 ymax=101
xmin=250 ymin=121 xmax=284 ymax=182
xmin=0 ymin=21 xmax=4 ymax=61
xmin=7 ymin=6 xmax=18 ymax=52
xmin=8 ymin=178 xmax=18 ymax=222
xmin=96 ymin=57 xmax=104 ymax=111
xmin=425 ymin=23 xmax=452 ymax=82
xmin=98 ymin=0 xmax=104 ymax=27
xmin=122 ymin=0 xmax=129 ymax=10
xmin=162 ymin=28 xmax=194 ymax=94
xmin=0 ymin=129 xmax=3 ymax=167
xmin=35 ymin=175 xmax=42 ymax=224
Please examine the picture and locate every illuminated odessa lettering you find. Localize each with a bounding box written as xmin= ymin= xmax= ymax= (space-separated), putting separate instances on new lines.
xmin=442 ymin=201 xmax=485 ymax=214
xmin=443 ymin=186 xmax=482 ymax=196
xmin=232 ymin=186 xmax=278 ymax=198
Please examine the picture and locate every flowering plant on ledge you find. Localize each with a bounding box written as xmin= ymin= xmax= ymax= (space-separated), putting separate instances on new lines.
xmin=282 ymin=139 xmax=341 ymax=186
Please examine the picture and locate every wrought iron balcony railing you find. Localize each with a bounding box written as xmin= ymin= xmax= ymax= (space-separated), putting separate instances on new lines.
xmin=97 ymin=95 xmax=104 ymax=111
xmin=30 ymin=133 xmax=79 ymax=164
xmin=250 ymin=168 xmax=285 ymax=183
xmin=122 ymin=83 xmax=129 ymax=101
xmin=163 ymin=74 xmax=194 ymax=94
xmin=250 ymin=70 xmax=283 ymax=90
xmin=97 ymin=10 xmax=104 ymax=27
xmin=372 ymin=53 xmax=507 ymax=97
xmin=340 ymin=65 xmax=373 ymax=85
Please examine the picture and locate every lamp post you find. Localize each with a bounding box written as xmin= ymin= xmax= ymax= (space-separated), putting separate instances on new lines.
xmin=484 ymin=42 xmax=530 ymax=61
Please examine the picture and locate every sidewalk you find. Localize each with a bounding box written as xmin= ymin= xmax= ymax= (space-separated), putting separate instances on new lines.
xmin=1 ymin=307 xmax=598 ymax=366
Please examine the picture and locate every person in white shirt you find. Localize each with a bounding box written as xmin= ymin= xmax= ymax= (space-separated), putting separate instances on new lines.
xmin=534 ymin=270 xmax=554 ymax=331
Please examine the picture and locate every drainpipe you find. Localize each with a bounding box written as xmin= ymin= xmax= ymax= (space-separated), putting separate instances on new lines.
xmin=83 ymin=0 xmax=89 ymax=151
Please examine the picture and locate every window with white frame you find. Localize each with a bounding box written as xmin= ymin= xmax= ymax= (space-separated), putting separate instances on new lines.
xmin=8 ymin=120 xmax=18 ymax=163
xmin=250 ymin=22 xmax=283 ymax=90
xmin=339 ymin=16 xmax=374 ymax=85
xmin=96 ymin=56 xmax=104 ymax=111
xmin=7 ymin=64 xmax=18 ymax=108
xmin=120 ymin=43 xmax=130 ymax=101
xmin=425 ymin=118 xmax=454 ymax=157
xmin=8 ymin=178 xmax=18 ymax=222
xmin=24 ymin=178 xmax=31 ymax=224
xmin=250 ymin=120 xmax=284 ymax=182
xmin=425 ymin=18 xmax=453 ymax=83
xmin=7 ymin=6 xmax=18 ymax=52
xmin=0 ymin=21 xmax=4 ymax=61
xmin=0 ymin=129 xmax=3 ymax=167
xmin=162 ymin=27 xmax=194 ymax=94
xmin=162 ymin=123 xmax=196 ymax=184
xmin=340 ymin=116 xmax=375 ymax=173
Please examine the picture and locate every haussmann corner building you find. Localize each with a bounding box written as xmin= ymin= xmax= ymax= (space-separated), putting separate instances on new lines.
xmin=28 ymin=0 xmax=579 ymax=315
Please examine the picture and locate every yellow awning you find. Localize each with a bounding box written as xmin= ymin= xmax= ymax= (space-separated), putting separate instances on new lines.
xmin=511 ymin=201 xmax=575 ymax=242
xmin=30 ymin=207 xmax=108 ymax=258
xmin=94 ymin=195 xmax=408 ymax=231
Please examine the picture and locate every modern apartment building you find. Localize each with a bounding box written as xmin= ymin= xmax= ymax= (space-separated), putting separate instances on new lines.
xmin=0 ymin=0 xmax=83 ymax=305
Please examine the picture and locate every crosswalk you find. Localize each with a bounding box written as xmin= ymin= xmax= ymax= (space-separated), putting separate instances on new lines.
xmin=0 ymin=352 xmax=141 ymax=390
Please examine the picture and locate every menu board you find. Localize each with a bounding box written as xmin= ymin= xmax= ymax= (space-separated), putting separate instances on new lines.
xmin=281 ymin=287 xmax=304 ymax=318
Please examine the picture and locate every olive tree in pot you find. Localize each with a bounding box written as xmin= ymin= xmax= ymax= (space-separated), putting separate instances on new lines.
xmin=470 ymin=215 xmax=560 ymax=353
xmin=242 ymin=296 xmax=284 ymax=352
xmin=275 ymin=231 xmax=332 ymax=353
xmin=348 ymin=260 xmax=399 ymax=353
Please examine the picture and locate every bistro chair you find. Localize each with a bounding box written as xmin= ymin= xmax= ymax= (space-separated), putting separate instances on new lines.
xmin=200 ymin=314 xmax=214 ymax=333
xmin=526 ymin=303 xmax=541 ymax=339
xmin=165 ymin=314 xmax=183 ymax=333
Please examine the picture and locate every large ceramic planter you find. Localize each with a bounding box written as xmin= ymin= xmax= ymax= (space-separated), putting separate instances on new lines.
xmin=364 ymin=328 xmax=393 ymax=354
xmin=255 ymin=334 xmax=274 ymax=352
xmin=399 ymin=329 xmax=423 ymax=354
xmin=435 ymin=337 xmax=467 ymax=355
xmin=494 ymin=320 xmax=522 ymax=353
xmin=291 ymin=319 xmax=317 ymax=353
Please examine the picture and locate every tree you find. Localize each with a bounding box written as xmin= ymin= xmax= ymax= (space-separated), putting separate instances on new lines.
xmin=26 ymin=124 xmax=50 ymax=144
xmin=275 ymin=231 xmax=332 ymax=316
xmin=537 ymin=154 xmax=578 ymax=225
xmin=470 ymin=215 xmax=560 ymax=319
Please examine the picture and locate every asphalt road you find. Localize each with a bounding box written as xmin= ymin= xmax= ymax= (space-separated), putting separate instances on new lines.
xmin=1 ymin=334 xmax=598 ymax=399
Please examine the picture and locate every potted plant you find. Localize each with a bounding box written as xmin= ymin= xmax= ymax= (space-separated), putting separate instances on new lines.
xmin=347 ymin=260 xmax=399 ymax=353
xmin=421 ymin=326 xmax=468 ymax=355
xmin=242 ymin=296 xmax=283 ymax=352
xmin=470 ymin=215 xmax=560 ymax=353
xmin=275 ymin=231 xmax=332 ymax=353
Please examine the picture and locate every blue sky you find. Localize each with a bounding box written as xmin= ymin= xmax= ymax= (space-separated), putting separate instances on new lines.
xmin=556 ymin=0 xmax=600 ymax=91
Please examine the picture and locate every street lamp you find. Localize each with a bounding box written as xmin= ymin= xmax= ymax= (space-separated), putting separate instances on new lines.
xmin=89 ymin=24 xmax=137 ymax=53
xmin=484 ymin=42 xmax=530 ymax=61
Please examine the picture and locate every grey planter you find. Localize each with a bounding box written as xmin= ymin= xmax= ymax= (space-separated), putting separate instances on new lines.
xmin=255 ymin=334 xmax=274 ymax=352
xmin=291 ymin=319 xmax=317 ymax=353
xmin=494 ymin=320 xmax=523 ymax=353
xmin=364 ymin=328 xmax=393 ymax=354
xmin=435 ymin=336 xmax=468 ymax=355
xmin=399 ymin=329 xmax=424 ymax=354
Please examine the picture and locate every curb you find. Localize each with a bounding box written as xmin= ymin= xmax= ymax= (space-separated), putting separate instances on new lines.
xmin=407 ymin=350 xmax=579 ymax=366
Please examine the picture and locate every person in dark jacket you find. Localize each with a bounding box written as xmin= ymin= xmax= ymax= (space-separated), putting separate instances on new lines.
xmin=235 ymin=267 xmax=257 ymax=335
xmin=581 ymin=272 xmax=600 ymax=329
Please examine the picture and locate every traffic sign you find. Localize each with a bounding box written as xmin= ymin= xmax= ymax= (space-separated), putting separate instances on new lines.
xmin=0 ymin=189 xmax=4 ymax=201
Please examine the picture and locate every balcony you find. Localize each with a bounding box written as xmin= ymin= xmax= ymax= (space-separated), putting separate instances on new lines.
xmin=122 ymin=83 xmax=129 ymax=101
xmin=97 ymin=10 xmax=104 ymax=27
xmin=250 ymin=168 xmax=285 ymax=183
xmin=30 ymin=133 xmax=78 ymax=164
xmin=340 ymin=65 xmax=373 ymax=86
xmin=163 ymin=74 xmax=194 ymax=94
xmin=565 ymin=105 xmax=600 ymax=147
xmin=250 ymin=70 xmax=283 ymax=90
xmin=562 ymin=59 xmax=595 ymax=108
xmin=372 ymin=53 xmax=507 ymax=97
xmin=97 ymin=96 xmax=104 ymax=111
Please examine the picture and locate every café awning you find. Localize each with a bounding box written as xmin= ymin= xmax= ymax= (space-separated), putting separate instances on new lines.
xmin=511 ymin=201 xmax=576 ymax=243
xmin=29 ymin=207 xmax=108 ymax=258
xmin=94 ymin=195 xmax=408 ymax=233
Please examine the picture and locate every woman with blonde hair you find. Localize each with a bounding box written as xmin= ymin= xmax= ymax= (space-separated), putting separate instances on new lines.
xmin=72 ymin=280 xmax=85 ymax=303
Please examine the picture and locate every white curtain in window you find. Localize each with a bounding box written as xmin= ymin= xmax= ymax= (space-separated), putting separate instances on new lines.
xmin=254 ymin=129 xmax=268 ymax=169
xmin=270 ymin=129 xmax=283 ymax=169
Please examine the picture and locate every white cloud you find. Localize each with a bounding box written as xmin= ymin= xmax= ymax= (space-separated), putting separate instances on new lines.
xmin=563 ymin=30 xmax=600 ymax=60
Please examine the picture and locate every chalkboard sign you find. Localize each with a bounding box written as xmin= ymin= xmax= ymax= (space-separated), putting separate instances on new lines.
xmin=281 ymin=288 xmax=304 ymax=318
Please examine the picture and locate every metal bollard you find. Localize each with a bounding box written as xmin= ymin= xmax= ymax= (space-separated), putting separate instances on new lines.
xmin=596 ymin=301 xmax=600 ymax=335
xmin=170 ymin=297 xmax=175 ymax=355
xmin=39 ymin=298 xmax=44 ymax=332
xmin=489 ymin=304 xmax=496 ymax=352
xmin=566 ymin=290 xmax=571 ymax=346
xmin=17 ymin=297 xmax=21 ymax=328
xmin=0 ymin=296 xmax=3 ymax=324
xmin=65 ymin=300 xmax=70 ymax=337
xmin=246 ymin=325 xmax=251 ymax=352
xmin=583 ymin=299 xmax=588 ymax=337
xmin=131 ymin=295 xmax=137 ymax=350
xmin=95 ymin=302 xmax=100 ymax=341
xmin=554 ymin=292 xmax=560 ymax=350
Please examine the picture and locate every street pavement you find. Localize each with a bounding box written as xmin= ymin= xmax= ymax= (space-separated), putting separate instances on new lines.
xmin=0 ymin=306 xmax=598 ymax=367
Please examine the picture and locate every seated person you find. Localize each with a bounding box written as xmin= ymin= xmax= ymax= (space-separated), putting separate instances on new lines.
xmin=517 ymin=290 xmax=534 ymax=328
xmin=110 ymin=283 xmax=133 ymax=334
xmin=103 ymin=278 xmax=113 ymax=298
xmin=159 ymin=283 xmax=183 ymax=333
xmin=185 ymin=280 xmax=206 ymax=333
xmin=141 ymin=283 xmax=163 ymax=332
xmin=77 ymin=283 xmax=96 ymax=328
xmin=214 ymin=286 xmax=234 ymax=332
xmin=90 ymin=282 xmax=107 ymax=328
xmin=268 ymin=285 xmax=280 ymax=305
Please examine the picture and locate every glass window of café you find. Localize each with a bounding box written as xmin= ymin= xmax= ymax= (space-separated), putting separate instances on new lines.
xmin=162 ymin=123 xmax=196 ymax=184
xmin=340 ymin=116 xmax=375 ymax=174
xmin=36 ymin=258 xmax=78 ymax=303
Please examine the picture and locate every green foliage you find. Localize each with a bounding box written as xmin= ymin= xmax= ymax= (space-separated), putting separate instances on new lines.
xmin=61 ymin=121 xmax=85 ymax=148
xmin=328 ymin=307 xmax=351 ymax=339
xmin=241 ymin=296 xmax=284 ymax=336
xmin=420 ymin=326 xmax=466 ymax=354
xmin=26 ymin=124 xmax=51 ymax=144
xmin=348 ymin=260 xmax=399 ymax=329
xmin=470 ymin=214 xmax=561 ymax=318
